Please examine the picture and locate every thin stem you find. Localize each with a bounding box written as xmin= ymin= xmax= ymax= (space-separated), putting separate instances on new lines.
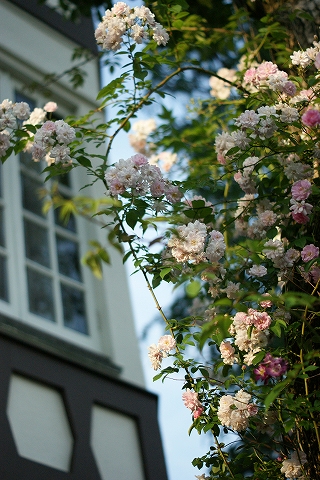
xmin=112 ymin=207 xmax=174 ymax=331
xmin=212 ymin=431 xmax=235 ymax=478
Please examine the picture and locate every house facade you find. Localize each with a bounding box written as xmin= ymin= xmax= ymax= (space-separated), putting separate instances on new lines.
xmin=0 ymin=1 xmax=167 ymax=478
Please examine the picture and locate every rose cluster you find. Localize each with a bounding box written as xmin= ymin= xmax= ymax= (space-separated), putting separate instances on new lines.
xmin=148 ymin=334 xmax=176 ymax=370
xmin=220 ymin=308 xmax=272 ymax=367
xmin=290 ymin=40 xmax=320 ymax=69
xmin=290 ymin=179 xmax=313 ymax=224
xmin=167 ymin=221 xmax=225 ymax=264
xmin=30 ymin=119 xmax=76 ymax=165
xmin=0 ymin=99 xmax=58 ymax=159
xmin=243 ymin=60 xmax=297 ymax=96
xmin=95 ymin=2 xmax=169 ymax=51
xmin=217 ymin=389 xmax=258 ymax=432
xmin=0 ymin=99 xmax=30 ymax=157
xmin=214 ymin=101 xmax=300 ymax=166
xmin=104 ymin=153 xmax=181 ymax=203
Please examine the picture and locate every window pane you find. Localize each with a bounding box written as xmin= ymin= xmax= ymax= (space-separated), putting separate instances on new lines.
xmin=54 ymin=208 xmax=77 ymax=233
xmin=27 ymin=268 xmax=55 ymax=322
xmin=58 ymin=173 xmax=71 ymax=188
xmin=0 ymin=207 xmax=5 ymax=247
xmin=0 ymin=255 xmax=9 ymax=301
xmin=24 ymin=219 xmax=50 ymax=267
xmin=21 ymin=174 xmax=44 ymax=217
xmin=20 ymin=151 xmax=43 ymax=174
xmin=56 ymin=235 xmax=82 ymax=281
xmin=61 ymin=285 xmax=87 ymax=334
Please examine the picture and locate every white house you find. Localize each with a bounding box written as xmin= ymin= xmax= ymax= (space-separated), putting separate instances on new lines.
xmin=0 ymin=1 xmax=167 ymax=478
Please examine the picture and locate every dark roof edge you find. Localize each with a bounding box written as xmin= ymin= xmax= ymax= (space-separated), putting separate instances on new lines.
xmin=8 ymin=0 xmax=98 ymax=55
xmin=0 ymin=313 xmax=122 ymax=378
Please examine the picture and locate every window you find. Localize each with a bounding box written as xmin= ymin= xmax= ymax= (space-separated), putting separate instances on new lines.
xmin=0 ymin=87 xmax=101 ymax=350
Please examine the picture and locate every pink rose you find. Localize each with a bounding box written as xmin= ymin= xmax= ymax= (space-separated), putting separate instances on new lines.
xmin=256 ymin=61 xmax=278 ymax=81
xmin=157 ymin=334 xmax=176 ymax=352
xmin=217 ymin=153 xmax=226 ymax=165
xmin=260 ymin=293 xmax=272 ymax=309
xmin=44 ymin=102 xmax=58 ymax=113
xmin=131 ymin=153 xmax=148 ymax=166
xmin=182 ymin=389 xmax=203 ymax=417
xmin=234 ymin=171 xmax=242 ymax=182
xmin=109 ymin=178 xmax=125 ymax=195
xmin=281 ymin=81 xmax=296 ymax=96
xmin=41 ymin=120 xmax=56 ymax=133
xmin=291 ymin=179 xmax=311 ymax=201
xmin=150 ymin=180 xmax=166 ymax=197
xmin=301 ymin=244 xmax=319 ymax=262
xmin=243 ymin=67 xmax=257 ymax=85
xmin=248 ymin=309 xmax=271 ymax=330
xmin=290 ymin=199 xmax=313 ymax=224
xmin=220 ymin=341 xmax=235 ymax=357
xmin=291 ymin=212 xmax=310 ymax=224
xmin=247 ymin=404 xmax=258 ymax=416
xmin=301 ymin=109 xmax=320 ymax=127
xmin=193 ymin=406 xmax=204 ymax=419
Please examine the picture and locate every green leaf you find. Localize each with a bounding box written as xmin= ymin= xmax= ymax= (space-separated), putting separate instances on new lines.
xmin=134 ymin=69 xmax=148 ymax=81
xmin=123 ymin=121 xmax=131 ymax=132
xmin=125 ymin=209 xmax=139 ymax=229
xmin=270 ymin=321 xmax=283 ymax=338
xmin=153 ymin=372 xmax=163 ymax=381
xmin=170 ymin=4 xmax=182 ymax=13
xmin=264 ymin=378 xmax=291 ymax=409
xmin=251 ymin=350 xmax=266 ymax=365
xmin=96 ymin=76 xmax=126 ymax=100
xmin=76 ymin=155 xmax=92 ymax=168
xmin=122 ymin=250 xmax=132 ymax=264
xmin=186 ymin=280 xmax=201 ymax=298
xmin=266 ymin=227 xmax=278 ymax=239
xmin=211 ymin=466 xmax=221 ymax=474
xmin=293 ymin=237 xmax=307 ymax=248
xmin=172 ymin=19 xmax=184 ymax=29
xmin=98 ymin=248 xmax=110 ymax=263
xmin=160 ymin=267 xmax=172 ymax=279
xmin=23 ymin=124 xmax=37 ymax=134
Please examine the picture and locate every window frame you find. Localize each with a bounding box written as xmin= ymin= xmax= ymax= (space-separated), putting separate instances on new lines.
xmin=0 ymin=80 xmax=103 ymax=352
